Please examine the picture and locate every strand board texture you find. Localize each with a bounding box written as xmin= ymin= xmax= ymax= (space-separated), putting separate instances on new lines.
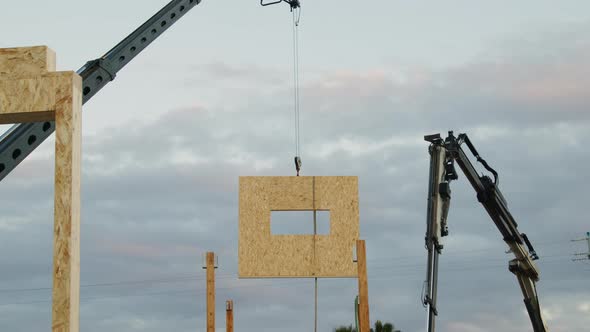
xmin=0 ymin=46 xmax=82 ymax=332
xmin=239 ymin=176 xmax=359 ymax=278
xmin=0 ymin=46 xmax=56 ymax=79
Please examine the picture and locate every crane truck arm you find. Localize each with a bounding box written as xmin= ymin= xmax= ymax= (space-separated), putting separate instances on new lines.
xmin=0 ymin=0 xmax=203 ymax=182
xmin=422 ymin=134 xmax=452 ymax=332
xmin=423 ymin=131 xmax=548 ymax=332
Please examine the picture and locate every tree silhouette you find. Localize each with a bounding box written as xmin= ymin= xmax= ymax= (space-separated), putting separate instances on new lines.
xmin=334 ymin=320 xmax=400 ymax=332
xmin=383 ymin=322 xmax=395 ymax=332
xmin=335 ymin=325 xmax=355 ymax=332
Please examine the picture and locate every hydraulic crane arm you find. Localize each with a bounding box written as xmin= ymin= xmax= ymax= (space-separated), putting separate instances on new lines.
xmin=0 ymin=0 xmax=203 ymax=182
xmin=423 ymin=131 xmax=548 ymax=332
xmin=422 ymin=140 xmax=447 ymax=332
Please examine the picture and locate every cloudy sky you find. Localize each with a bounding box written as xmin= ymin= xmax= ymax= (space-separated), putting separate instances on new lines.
xmin=1 ymin=0 xmax=589 ymax=331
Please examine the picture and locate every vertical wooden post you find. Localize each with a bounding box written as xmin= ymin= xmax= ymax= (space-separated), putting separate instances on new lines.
xmin=226 ymin=300 xmax=234 ymax=332
xmin=206 ymin=252 xmax=215 ymax=332
xmin=52 ymin=78 xmax=82 ymax=332
xmin=356 ymin=240 xmax=370 ymax=332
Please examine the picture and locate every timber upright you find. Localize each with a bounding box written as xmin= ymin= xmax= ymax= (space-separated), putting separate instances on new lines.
xmin=0 ymin=46 xmax=83 ymax=332
xmin=226 ymin=300 xmax=234 ymax=332
xmin=202 ymin=252 xmax=218 ymax=332
xmin=356 ymin=240 xmax=371 ymax=332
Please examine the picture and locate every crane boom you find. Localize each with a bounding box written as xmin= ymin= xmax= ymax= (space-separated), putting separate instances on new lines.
xmin=0 ymin=0 xmax=203 ymax=181
xmin=423 ymin=131 xmax=548 ymax=332
xmin=422 ymin=140 xmax=447 ymax=332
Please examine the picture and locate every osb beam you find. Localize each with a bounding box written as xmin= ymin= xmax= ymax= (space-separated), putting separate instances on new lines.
xmin=0 ymin=72 xmax=79 ymax=124
xmin=239 ymin=176 xmax=359 ymax=278
xmin=0 ymin=46 xmax=82 ymax=332
xmin=0 ymin=46 xmax=56 ymax=79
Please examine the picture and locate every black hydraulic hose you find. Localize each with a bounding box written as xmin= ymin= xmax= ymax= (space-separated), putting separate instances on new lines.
xmin=459 ymin=133 xmax=499 ymax=185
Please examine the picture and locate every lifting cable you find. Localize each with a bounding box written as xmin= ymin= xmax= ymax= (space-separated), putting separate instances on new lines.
xmin=260 ymin=2 xmax=302 ymax=175
xmin=288 ymin=5 xmax=316 ymax=332
xmin=291 ymin=3 xmax=302 ymax=176
xmin=288 ymin=6 xmax=315 ymax=332
xmin=261 ymin=2 xmax=313 ymax=331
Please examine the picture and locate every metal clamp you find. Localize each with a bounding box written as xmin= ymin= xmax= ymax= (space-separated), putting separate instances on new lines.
xmin=260 ymin=0 xmax=300 ymax=10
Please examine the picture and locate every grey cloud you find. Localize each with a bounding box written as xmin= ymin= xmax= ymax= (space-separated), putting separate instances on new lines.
xmin=1 ymin=21 xmax=590 ymax=332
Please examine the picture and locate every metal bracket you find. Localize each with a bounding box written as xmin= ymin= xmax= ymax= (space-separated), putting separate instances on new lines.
xmin=83 ymin=58 xmax=116 ymax=81
xmin=260 ymin=0 xmax=300 ymax=10
xmin=423 ymin=295 xmax=439 ymax=315
xmin=261 ymin=0 xmax=283 ymax=5
xmin=201 ymin=253 xmax=219 ymax=269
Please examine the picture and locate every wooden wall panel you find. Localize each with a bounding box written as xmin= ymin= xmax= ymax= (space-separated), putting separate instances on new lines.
xmin=238 ymin=176 xmax=359 ymax=278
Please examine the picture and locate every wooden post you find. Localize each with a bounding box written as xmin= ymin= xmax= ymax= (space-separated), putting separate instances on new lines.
xmin=226 ymin=300 xmax=234 ymax=332
xmin=0 ymin=46 xmax=82 ymax=332
xmin=206 ymin=252 xmax=215 ymax=332
xmin=356 ymin=240 xmax=370 ymax=332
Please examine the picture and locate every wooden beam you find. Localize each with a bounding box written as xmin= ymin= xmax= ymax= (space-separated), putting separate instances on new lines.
xmin=0 ymin=46 xmax=82 ymax=332
xmin=206 ymin=252 xmax=215 ymax=332
xmin=0 ymin=46 xmax=55 ymax=79
xmin=356 ymin=240 xmax=370 ymax=332
xmin=226 ymin=300 xmax=234 ymax=332
xmin=0 ymin=72 xmax=80 ymax=124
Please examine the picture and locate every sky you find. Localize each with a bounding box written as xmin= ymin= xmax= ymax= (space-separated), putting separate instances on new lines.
xmin=1 ymin=0 xmax=589 ymax=331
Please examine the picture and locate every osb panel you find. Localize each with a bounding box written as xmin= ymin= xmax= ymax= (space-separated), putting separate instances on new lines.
xmin=0 ymin=71 xmax=80 ymax=124
xmin=0 ymin=46 xmax=56 ymax=79
xmin=239 ymin=176 xmax=359 ymax=278
xmin=52 ymin=70 xmax=82 ymax=332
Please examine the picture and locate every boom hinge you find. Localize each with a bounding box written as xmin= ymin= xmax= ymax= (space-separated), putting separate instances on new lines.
xmin=83 ymin=58 xmax=116 ymax=81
